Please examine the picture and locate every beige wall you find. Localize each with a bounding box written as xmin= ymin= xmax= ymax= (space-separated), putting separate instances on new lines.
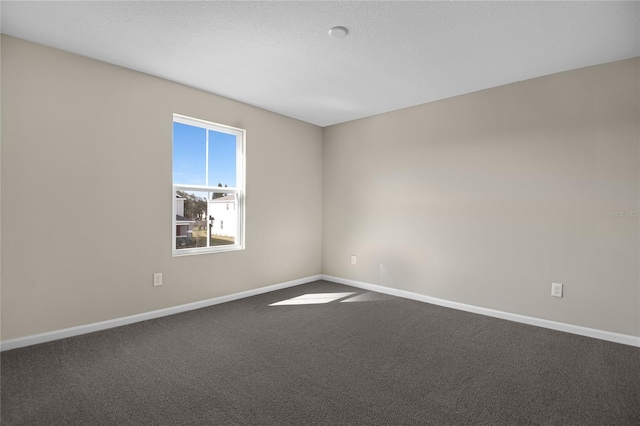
xmin=1 ymin=36 xmax=323 ymax=340
xmin=2 ymin=35 xmax=638 ymax=342
xmin=323 ymin=58 xmax=640 ymax=336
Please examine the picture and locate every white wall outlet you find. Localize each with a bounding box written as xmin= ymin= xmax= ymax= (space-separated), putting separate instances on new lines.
xmin=153 ymin=273 xmax=163 ymax=287
xmin=350 ymin=255 xmax=357 ymax=265
xmin=551 ymin=282 xmax=563 ymax=298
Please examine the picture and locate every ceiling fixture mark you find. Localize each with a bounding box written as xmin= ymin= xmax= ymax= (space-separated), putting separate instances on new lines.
xmin=328 ymin=26 xmax=349 ymax=38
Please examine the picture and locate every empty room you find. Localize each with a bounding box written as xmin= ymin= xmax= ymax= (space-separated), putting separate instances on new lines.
xmin=1 ymin=1 xmax=639 ymax=425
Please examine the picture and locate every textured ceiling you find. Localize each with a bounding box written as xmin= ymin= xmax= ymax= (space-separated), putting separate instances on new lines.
xmin=2 ymin=1 xmax=639 ymax=127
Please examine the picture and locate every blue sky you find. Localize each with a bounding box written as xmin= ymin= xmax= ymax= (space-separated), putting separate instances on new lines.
xmin=173 ymin=122 xmax=237 ymax=188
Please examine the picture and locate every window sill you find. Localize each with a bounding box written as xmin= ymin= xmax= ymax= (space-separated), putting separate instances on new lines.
xmin=172 ymin=245 xmax=245 ymax=257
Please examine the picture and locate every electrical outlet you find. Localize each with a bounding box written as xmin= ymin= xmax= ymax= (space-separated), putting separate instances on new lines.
xmin=350 ymin=255 xmax=357 ymax=265
xmin=153 ymin=273 xmax=163 ymax=287
xmin=551 ymin=282 xmax=563 ymax=298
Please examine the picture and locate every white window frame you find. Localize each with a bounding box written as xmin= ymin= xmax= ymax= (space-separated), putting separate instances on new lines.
xmin=172 ymin=114 xmax=246 ymax=256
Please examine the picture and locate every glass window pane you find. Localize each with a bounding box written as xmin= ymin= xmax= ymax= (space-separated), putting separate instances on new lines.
xmin=175 ymin=190 xmax=208 ymax=250
xmin=208 ymin=192 xmax=237 ymax=247
xmin=207 ymin=130 xmax=237 ymax=188
xmin=173 ymin=122 xmax=206 ymax=185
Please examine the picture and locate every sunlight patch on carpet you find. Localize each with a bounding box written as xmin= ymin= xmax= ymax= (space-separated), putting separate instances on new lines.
xmin=269 ymin=292 xmax=356 ymax=306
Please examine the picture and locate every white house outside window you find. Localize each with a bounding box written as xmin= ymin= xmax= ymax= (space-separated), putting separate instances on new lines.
xmin=172 ymin=114 xmax=245 ymax=255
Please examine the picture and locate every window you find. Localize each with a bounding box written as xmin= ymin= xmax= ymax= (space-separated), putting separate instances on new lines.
xmin=172 ymin=114 xmax=245 ymax=255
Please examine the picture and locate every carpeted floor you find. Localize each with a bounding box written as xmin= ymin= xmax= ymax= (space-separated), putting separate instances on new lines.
xmin=2 ymin=280 xmax=639 ymax=425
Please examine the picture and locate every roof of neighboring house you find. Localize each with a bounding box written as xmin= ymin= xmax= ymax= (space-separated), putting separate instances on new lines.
xmin=176 ymin=215 xmax=195 ymax=223
xmin=210 ymin=194 xmax=236 ymax=202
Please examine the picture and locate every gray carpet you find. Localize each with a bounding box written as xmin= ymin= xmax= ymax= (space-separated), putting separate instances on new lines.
xmin=2 ymin=280 xmax=639 ymax=425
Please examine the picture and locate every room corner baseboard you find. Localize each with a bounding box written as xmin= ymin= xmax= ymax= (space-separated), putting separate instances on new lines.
xmin=4 ymin=274 xmax=637 ymax=351
xmin=0 ymin=274 xmax=322 ymax=352
xmin=321 ymin=275 xmax=640 ymax=348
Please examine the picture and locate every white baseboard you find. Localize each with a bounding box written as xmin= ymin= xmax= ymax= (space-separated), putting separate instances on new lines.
xmin=4 ymin=273 xmax=638 ymax=351
xmin=0 ymin=274 xmax=322 ymax=352
xmin=322 ymin=274 xmax=640 ymax=348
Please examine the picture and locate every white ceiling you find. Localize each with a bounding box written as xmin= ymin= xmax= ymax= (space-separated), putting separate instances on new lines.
xmin=2 ymin=1 xmax=638 ymax=127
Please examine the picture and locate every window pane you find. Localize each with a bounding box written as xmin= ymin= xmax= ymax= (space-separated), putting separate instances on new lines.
xmin=173 ymin=122 xmax=206 ymax=185
xmin=173 ymin=114 xmax=244 ymax=256
xmin=175 ymin=190 xmax=208 ymax=250
xmin=207 ymin=130 xmax=237 ymax=188
xmin=209 ymin=192 xmax=237 ymax=247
